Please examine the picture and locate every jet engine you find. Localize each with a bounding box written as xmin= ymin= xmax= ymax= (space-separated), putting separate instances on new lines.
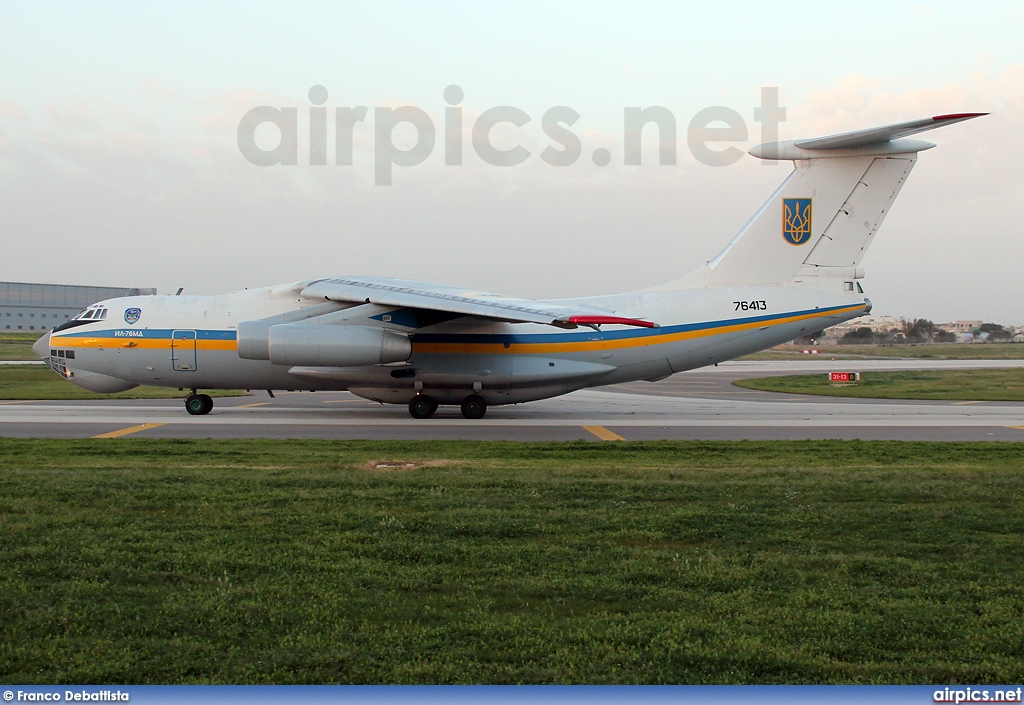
xmin=240 ymin=322 xmax=411 ymax=367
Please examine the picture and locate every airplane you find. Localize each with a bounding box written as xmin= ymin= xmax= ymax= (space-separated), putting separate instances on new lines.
xmin=33 ymin=113 xmax=984 ymax=419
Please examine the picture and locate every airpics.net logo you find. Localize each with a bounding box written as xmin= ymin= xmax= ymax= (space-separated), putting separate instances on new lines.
xmin=933 ymin=686 xmax=1024 ymax=703
xmin=236 ymin=86 xmax=787 ymax=185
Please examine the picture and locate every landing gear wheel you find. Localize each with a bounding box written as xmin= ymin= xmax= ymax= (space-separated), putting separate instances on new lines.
xmin=460 ymin=394 xmax=487 ymax=419
xmin=185 ymin=394 xmax=205 ymax=415
xmin=198 ymin=394 xmax=213 ymax=415
xmin=185 ymin=393 xmax=214 ymax=416
xmin=408 ymin=394 xmax=437 ymax=419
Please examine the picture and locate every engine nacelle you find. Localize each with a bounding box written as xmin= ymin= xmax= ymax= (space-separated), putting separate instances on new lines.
xmin=267 ymin=324 xmax=411 ymax=367
xmin=236 ymin=302 xmax=346 ymax=360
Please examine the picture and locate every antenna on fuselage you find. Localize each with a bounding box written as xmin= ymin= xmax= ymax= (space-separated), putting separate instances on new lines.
xmin=175 ymin=288 xmax=183 ymax=296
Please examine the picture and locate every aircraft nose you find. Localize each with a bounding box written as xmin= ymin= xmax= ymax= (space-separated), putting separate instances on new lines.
xmin=32 ymin=332 xmax=51 ymax=360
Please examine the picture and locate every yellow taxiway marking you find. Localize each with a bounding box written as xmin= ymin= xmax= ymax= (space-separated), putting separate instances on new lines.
xmin=232 ymin=402 xmax=271 ymax=408
xmin=0 ymin=400 xmax=38 ymax=405
xmin=583 ymin=425 xmax=625 ymax=441
xmin=323 ymin=399 xmax=368 ymax=403
xmin=92 ymin=423 xmax=166 ymax=439
xmin=1007 ymin=426 xmax=1024 ymax=432
xmin=953 ymin=401 xmax=983 ymax=405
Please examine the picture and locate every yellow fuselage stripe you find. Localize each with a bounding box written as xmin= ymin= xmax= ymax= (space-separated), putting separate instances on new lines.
xmin=49 ymin=338 xmax=237 ymax=351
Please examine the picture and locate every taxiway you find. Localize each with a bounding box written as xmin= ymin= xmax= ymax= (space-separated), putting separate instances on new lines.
xmin=1 ymin=359 xmax=1022 ymax=441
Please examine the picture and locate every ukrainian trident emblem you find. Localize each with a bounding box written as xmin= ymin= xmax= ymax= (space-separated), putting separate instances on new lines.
xmin=782 ymin=198 xmax=812 ymax=245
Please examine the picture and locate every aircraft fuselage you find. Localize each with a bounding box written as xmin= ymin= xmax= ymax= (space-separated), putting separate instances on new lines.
xmin=40 ymin=280 xmax=867 ymax=407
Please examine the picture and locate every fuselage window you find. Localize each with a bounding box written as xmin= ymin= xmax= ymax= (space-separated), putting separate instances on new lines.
xmin=66 ymin=350 xmax=75 ymax=359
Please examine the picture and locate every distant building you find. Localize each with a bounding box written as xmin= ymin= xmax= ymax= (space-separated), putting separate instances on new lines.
xmin=0 ymin=281 xmax=156 ymax=332
xmin=817 ymin=317 xmax=1000 ymax=345
xmin=937 ymin=320 xmax=983 ymax=333
xmin=859 ymin=315 xmax=904 ymax=332
xmin=821 ymin=315 xmax=903 ymax=342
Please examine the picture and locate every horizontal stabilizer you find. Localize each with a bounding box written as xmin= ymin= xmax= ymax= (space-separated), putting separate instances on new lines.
xmin=750 ymin=113 xmax=986 ymax=160
xmin=795 ymin=113 xmax=987 ymax=149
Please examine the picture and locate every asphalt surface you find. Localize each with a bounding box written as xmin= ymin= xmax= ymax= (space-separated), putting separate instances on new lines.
xmin=1 ymin=358 xmax=1023 ymax=441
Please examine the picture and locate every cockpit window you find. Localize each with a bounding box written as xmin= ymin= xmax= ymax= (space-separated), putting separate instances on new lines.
xmin=75 ymin=308 xmax=107 ymax=320
xmin=55 ymin=307 xmax=105 ymax=334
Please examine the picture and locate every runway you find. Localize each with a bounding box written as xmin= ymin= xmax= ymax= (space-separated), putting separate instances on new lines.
xmin=2 ymin=359 xmax=1023 ymax=441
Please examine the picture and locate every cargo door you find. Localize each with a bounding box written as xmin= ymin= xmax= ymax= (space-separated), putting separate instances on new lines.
xmin=171 ymin=330 xmax=197 ymax=371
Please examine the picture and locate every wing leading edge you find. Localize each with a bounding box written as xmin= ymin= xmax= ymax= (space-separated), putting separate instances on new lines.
xmin=300 ymin=277 xmax=659 ymax=329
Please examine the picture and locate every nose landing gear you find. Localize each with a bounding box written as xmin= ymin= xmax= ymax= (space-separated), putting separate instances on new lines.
xmin=185 ymin=392 xmax=214 ymax=415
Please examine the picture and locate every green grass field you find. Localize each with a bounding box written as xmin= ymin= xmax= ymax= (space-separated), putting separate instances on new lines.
xmin=742 ymin=343 xmax=1024 ymax=360
xmin=1 ymin=439 xmax=1022 ymax=684
xmin=0 ymin=332 xmax=43 ymax=361
xmin=0 ymin=365 xmax=247 ymax=400
xmin=734 ymin=368 xmax=1024 ymax=401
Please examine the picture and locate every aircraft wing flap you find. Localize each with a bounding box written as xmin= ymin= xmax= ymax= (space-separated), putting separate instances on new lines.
xmin=300 ymin=277 xmax=658 ymax=328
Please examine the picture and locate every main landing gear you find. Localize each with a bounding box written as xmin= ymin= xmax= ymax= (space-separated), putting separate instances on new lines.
xmin=407 ymin=394 xmax=488 ymax=420
xmin=408 ymin=394 xmax=437 ymax=419
xmin=185 ymin=392 xmax=214 ymax=416
xmin=460 ymin=394 xmax=487 ymax=420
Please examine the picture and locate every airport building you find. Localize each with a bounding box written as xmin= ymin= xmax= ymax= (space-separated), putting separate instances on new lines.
xmin=0 ymin=281 xmax=156 ymax=332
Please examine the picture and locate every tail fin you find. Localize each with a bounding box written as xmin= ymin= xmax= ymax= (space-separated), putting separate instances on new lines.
xmin=689 ymin=113 xmax=985 ymax=287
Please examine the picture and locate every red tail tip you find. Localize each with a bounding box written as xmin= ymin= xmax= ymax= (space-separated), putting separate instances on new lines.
xmin=932 ymin=113 xmax=988 ymax=121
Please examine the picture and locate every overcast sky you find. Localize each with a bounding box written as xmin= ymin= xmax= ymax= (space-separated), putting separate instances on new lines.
xmin=1 ymin=1 xmax=1023 ymax=323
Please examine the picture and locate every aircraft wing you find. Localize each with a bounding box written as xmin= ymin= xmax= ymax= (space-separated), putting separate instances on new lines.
xmin=300 ymin=277 xmax=658 ymax=329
